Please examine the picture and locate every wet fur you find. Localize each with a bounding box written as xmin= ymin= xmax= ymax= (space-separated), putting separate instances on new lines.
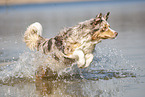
xmin=24 ymin=12 xmax=118 ymax=77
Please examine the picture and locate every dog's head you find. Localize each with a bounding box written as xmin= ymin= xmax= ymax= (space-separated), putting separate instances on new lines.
xmin=91 ymin=12 xmax=118 ymax=41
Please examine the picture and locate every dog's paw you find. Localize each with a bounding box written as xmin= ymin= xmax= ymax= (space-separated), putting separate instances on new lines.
xmin=84 ymin=53 xmax=93 ymax=68
xmin=77 ymin=58 xmax=86 ymax=68
xmin=77 ymin=53 xmax=93 ymax=68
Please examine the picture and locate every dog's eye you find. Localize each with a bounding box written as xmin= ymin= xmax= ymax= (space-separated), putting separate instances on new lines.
xmin=103 ymin=26 xmax=107 ymax=31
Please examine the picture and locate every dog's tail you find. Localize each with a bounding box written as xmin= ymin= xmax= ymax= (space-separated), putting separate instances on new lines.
xmin=24 ymin=22 xmax=45 ymax=51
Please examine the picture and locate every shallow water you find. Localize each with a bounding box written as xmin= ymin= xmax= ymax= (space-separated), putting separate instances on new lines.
xmin=0 ymin=0 xmax=145 ymax=97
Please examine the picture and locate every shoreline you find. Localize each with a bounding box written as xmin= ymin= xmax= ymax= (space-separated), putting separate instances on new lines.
xmin=0 ymin=0 xmax=104 ymax=6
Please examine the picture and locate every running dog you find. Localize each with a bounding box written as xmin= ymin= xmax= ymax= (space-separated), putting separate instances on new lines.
xmin=24 ymin=12 xmax=118 ymax=77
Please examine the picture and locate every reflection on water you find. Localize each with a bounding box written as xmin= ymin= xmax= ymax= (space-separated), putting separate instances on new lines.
xmin=35 ymin=79 xmax=116 ymax=97
xmin=0 ymin=78 xmax=123 ymax=97
xmin=0 ymin=0 xmax=145 ymax=97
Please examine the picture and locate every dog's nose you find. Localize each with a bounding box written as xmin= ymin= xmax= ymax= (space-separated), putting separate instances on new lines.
xmin=115 ymin=32 xmax=118 ymax=36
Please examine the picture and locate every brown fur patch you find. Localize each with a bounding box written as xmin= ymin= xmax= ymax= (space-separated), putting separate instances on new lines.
xmin=47 ymin=38 xmax=52 ymax=51
xmin=54 ymin=36 xmax=64 ymax=52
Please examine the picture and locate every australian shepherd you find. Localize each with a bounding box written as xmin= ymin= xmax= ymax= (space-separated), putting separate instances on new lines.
xmin=24 ymin=12 xmax=118 ymax=78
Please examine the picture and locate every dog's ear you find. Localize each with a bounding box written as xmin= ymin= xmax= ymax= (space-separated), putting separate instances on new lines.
xmin=96 ymin=13 xmax=102 ymax=19
xmin=91 ymin=13 xmax=102 ymax=26
xmin=91 ymin=13 xmax=103 ymax=26
xmin=104 ymin=12 xmax=110 ymax=21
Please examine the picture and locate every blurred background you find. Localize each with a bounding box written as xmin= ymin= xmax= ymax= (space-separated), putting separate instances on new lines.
xmin=0 ymin=0 xmax=145 ymax=97
xmin=0 ymin=0 xmax=110 ymax=5
xmin=0 ymin=0 xmax=145 ymax=62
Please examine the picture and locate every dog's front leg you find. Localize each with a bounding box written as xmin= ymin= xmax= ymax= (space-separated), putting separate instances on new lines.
xmin=84 ymin=53 xmax=94 ymax=68
xmin=67 ymin=49 xmax=86 ymax=68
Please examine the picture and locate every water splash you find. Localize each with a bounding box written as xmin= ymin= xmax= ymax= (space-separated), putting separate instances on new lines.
xmin=82 ymin=44 xmax=136 ymax=80
xmin=0 ymin=44 xmax=138 ymax=97
xmin=0 ymin=44 xmax=137 ymax=85
xmin=0 ymin=52 xmax=38 ymax=84
xmin=0 ymin=51 xmax=81 ymax=84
